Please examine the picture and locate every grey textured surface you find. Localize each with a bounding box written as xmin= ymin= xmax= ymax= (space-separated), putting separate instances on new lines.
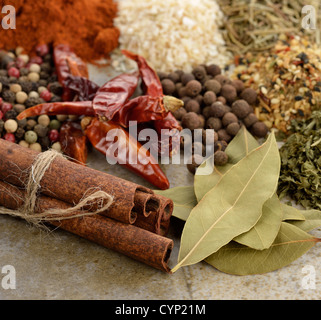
xmin=1 ymin=64 xmax=321 ymax=300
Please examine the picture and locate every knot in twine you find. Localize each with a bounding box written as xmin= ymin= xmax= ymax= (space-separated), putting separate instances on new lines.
xmin=0 ymin=149 xmax=113 ymax=227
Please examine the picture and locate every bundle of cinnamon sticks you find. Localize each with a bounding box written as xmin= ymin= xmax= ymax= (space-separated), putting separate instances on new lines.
xmin=0 ymin=139 xmax=174 ymax=272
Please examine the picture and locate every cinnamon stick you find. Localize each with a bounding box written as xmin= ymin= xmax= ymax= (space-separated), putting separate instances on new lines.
xmin=0 ymin=180 xmax=173 ymax=272
xmin=134 ymin=194 xmax=173 ymax=236
xmin=0 ymin=139 xmax=172 ymax=228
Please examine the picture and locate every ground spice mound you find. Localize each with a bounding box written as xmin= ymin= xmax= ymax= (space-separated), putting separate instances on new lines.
xmin=0 ymin=0 xmax=119 ymax=62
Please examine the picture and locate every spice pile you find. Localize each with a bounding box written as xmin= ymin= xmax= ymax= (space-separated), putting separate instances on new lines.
xmin=115 ymin=0 xmax=230 ymax=73
xmin=233 ymin=35 xmax=321 ymax=136
xmin=0 ymin=0 xmax=119 ymax=62
xmin=217 ymin=0 xmax=321 ymax=55
xmin=159 ymin=64 xmax=268 ymax=173
xmin=278 ymin=111 xmax=321 ymax=210
xmin=0 ymin=47 xmax=65 ymax=152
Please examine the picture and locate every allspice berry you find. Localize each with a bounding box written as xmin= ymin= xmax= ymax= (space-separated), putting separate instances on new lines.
xmin=217 ymin=129 xmax=232 ymax=142
xmin=226 ymin=122 xmax=240 ymax=136
xmin=206 ymin=117 xmax=222 ymax=131
xmin=181 ymin=73 xmax=195 ymax=86
xmin=187 ymin=154 xmax=204 ymax=174
xmin=203 ymin=91 xmax=216 ymax=105
xmin=214 ymin=150 xmax=228 ymax=166
xmin=167 ymin=72 xmax=180 ymax=83
xmin=192 ymin=66 xmax=206 ymax=81
xmin=161 ymin=79 xmax=176 ymax=95
xmin=185 ymin=80 xmax=202 ymax=97
xmin=241 ymin=88 xmax=258 ymax=105
xmin=198 ymin=114 xmax=205 ymax=128
xmin=251 ymin=121 xmax=268 ymax=137
xmin=231 ymin=79 xmax=245 ymax=93
xmin=231 ymin=99 xmax=251 ymax=119
xmin=192 ymin=141 xmax=205 ymax=157
xmin=202 ymin=129 xmax=218 ymax=145
xmin=204 ymin=79 xmax=221 ymax=94
xmin=243 ymin=113 xmax=258 ymax=128
xmin=181 ymin=112 xmax=201 ymax=130
xmin=210 ymin=101 xmax=226 ymax=118
xmin=185 ymin=99 xmax=201 ymax=114
xmin=206 ymin=64 xmax=221 ymax=77
xmin=214 ymin=74 xmax=232 ymax=86
xmin=222 ymin=112 xmax=238 ymax=127
xmin=173 ymin=107 xmax=187 ymax=120
xmin=221 ymin=84 xmax=237 ymax=104
xmin=202 ymin=106 xmax=212 ymax=119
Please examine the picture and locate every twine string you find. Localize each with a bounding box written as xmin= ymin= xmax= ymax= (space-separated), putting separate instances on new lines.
xmin=0 ymin=149 xmax=114 ymax=226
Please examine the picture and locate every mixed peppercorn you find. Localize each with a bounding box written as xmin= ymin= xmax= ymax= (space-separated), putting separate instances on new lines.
xmin=0 ymin=46 xmax=65 ymax=152
xmin=159 ymin=63 xmax=268 ymax=174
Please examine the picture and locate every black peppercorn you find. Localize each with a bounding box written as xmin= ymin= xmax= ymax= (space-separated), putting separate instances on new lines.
xmin=47 ymin=81 xmax=63 ymax=96
xmin=4 ymin=109 xmax=18 ymax=120
xmin=19 ymin=80 xmax=33 ymax=93
xmin=2 ymin=90 xmax=16 ymax=103
xmin=0 ymin=119 xmax=4 ymax=133
xmin=14 ymin=127 xmax=25 ymax=140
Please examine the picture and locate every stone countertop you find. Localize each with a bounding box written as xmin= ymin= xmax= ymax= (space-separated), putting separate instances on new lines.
xmin=1 ymin=64 xmax=321 ymax=300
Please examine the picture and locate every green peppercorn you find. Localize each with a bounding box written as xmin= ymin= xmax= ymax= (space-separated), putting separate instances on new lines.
xmin=24 ymin=130 xmax=38 ymax=144
xmin=49 ymin=119 xmax=61 ymax=130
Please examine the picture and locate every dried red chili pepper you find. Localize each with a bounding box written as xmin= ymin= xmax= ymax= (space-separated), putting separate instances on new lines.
xmin=54 ymin=44 xmax=89 ymax=101
xmin=64 ymin=75 xmax=100 ymax=101
xmin=60 ymin=121 xmax=88 ymax=165
xmin=84 ymin=118 xmax=170 ymax=190
xmin=17 ymin=101 xmax=95 ymax=119
xmin=93 ymin=71 xmax=140 ymax=119
xmin=122 ymin=50 xmax=163 ymax=97
xmin=122 ymin=50 xmax=183 ymax=156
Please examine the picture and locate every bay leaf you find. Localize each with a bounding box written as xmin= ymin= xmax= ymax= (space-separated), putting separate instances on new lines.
xmin=171 ymin=132 xmax=280 ymax=272
xmin=289 ymin=209 xmax=321 ymax=232
xmin=194 ymin=126 xmax=259 ymax=202
xmin=281 ymin=203 xmax=306 ymax=221
xmin=233 ymin=194 xmax=283 ymax=250
xmin=154 ymin=186 xmax=197 ymax=221
xmin=206 ymin=222 xmax=320 ymax=275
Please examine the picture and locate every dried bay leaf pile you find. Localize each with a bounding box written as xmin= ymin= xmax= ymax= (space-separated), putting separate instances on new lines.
xmin=156 ymin=127 xmax=321 ymax=275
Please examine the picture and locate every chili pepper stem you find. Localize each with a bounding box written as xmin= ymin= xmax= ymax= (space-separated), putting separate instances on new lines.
xmin=163 ymin=96 xmax=184 ymax=113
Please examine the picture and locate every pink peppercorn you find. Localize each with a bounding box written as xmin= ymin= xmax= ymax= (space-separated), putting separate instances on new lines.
xmin=7 ymin=67 xmax=20 ymax=78
xmin=1 ymin=102 xmax=12 ymax=114
xmin=35 ymin=44 xmax=49 ymax=57
xmin=40 ymin=89 xmax=52 ymax=102
xmin=15 ymin=57 xmax=26 ymax=69
xmin=4 ymin=133 xmax=15 ymax=143
xmin=0 ymin=110 xmax=3 ymax=120
xmin=29 ymin=56 xmax=43 ymax=65
xmin=49 ymin=129 xmax=59 ymax=142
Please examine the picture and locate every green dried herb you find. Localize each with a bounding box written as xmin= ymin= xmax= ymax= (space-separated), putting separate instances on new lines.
xmin=278 ymin=111 xmax=321 ymax=210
